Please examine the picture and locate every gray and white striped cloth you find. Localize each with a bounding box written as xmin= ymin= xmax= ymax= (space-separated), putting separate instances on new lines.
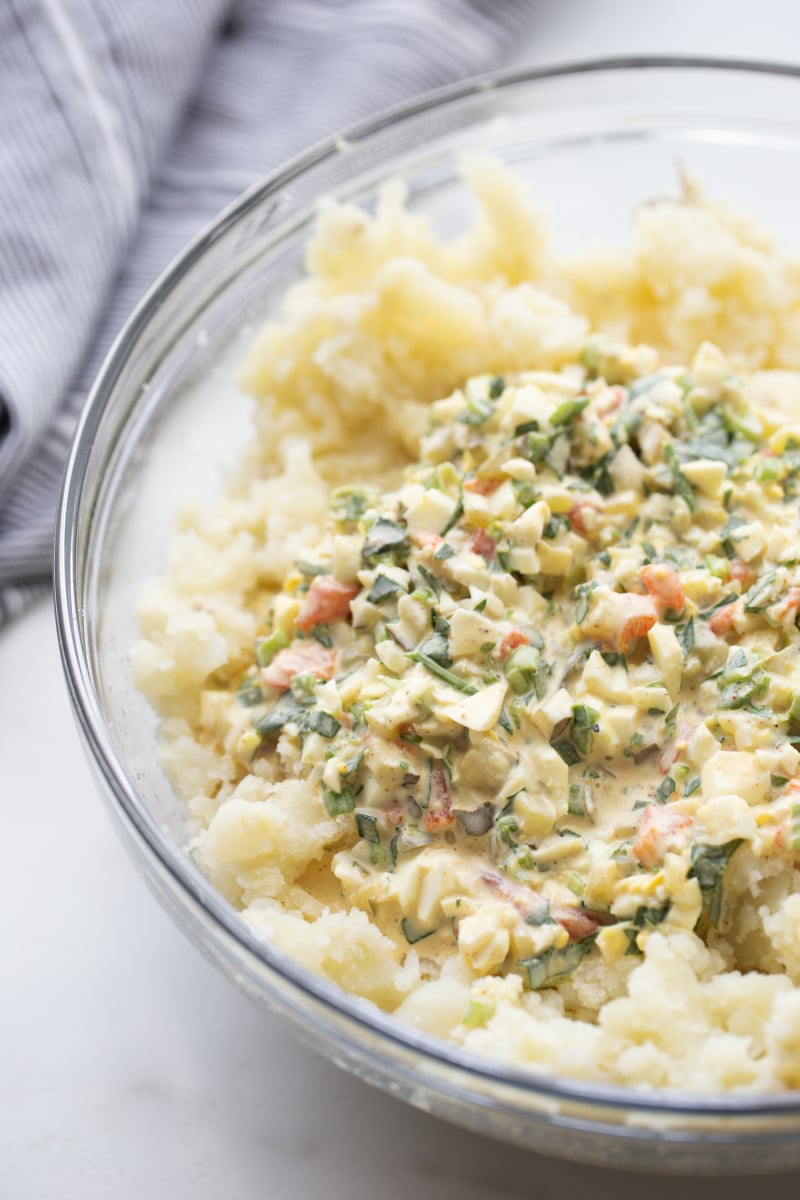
xmin=0 ymin=0 xmax=534 ymax=625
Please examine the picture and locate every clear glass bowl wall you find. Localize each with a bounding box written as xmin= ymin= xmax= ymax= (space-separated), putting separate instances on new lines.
xmin=56 ymin=61 xmax=800 ymax=1172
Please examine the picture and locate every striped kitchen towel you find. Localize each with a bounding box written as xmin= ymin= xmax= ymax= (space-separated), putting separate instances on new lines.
xmin=0 ymin=0 xmax=534 ymax=625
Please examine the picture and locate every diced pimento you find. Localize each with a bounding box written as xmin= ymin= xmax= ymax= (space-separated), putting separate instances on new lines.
xmin=633 ymin=805 xmax=693 ymax=868
xmin=568 ymin=501 xmax=599 ymax=537
xmin=477 ymin=873 xmax=600 ymax=940
xmin=295 ymin=575 xmax=360 ymax=633
xmin=385 ymin=800 xmax=405 ymax=828
xmin=727 ymin=560 xmax=755 ymax=590
xmin=641 ymin=564 xmax=685 ymax=616
xmin=708 ymin=599 xmax=742 ymax=637
xmin=464 ymin=476 xmax=503 ymax=496
xmin=424 ymin=764 xmax=453 ymax=831
xmin=262 ymin=644 xmax=337 ymax=690
xmin=470 ymin=529 xmax=496 ymax=559
xmin=550 ymin=904 xmax=603 ymax=942
xmin=580 ymin=589 xmax=659 ymax=654
xmin=497 ymin=628 xmax=530 ymax=660
xmin=615 ymin=596 xmax=659 ymax=654
xmin=778 ymin=587 xmax=800 ymax=621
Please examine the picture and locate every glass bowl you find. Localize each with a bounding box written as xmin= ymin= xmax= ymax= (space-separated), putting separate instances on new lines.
xmin=55 ymin=58 xmax=800 ymax=1173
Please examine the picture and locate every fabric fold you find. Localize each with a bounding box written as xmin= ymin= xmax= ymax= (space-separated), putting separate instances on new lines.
xmin=0 ymin=0 xmax=533 ymax=623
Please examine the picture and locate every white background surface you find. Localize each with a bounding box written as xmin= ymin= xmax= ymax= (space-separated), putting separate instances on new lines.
xmin=5 ymin=2 xmax=800 ymax=1196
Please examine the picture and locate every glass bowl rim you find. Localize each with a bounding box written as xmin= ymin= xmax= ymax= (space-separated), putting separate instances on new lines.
xmin=55 ymin=55 xmax=800 ymax=1122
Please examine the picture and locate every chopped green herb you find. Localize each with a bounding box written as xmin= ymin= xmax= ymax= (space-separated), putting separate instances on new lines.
xmin=624 ymin=928 xmax=644 ymax=956
xmin=504 ymin=645 xmax=542 ymax=696
xmin=332 ymin=488 xmax=370 ymax=523
xmin=462 ymin=998 xmax=495 ymax=1029
xmin=553 ymin=739 xmax=582 ymax=767
xmin=700 ymin=594 xmax=739 ymax=621
xmin=744 ymin=570 xmax=778 ymax=613
xmin=306 ymin=710 xmax=341 ymax=738
xmin=407 ymin=651 xmax=478 ymax=694
xmin=441 ymin=492 xmax=464 ymax=537
xmin=401 ymin=917 xmax=437 ymax=945
xmin=574 ymin=580 xmax=598 ymax=625
xmin=256 ymin=694 xmax=309 ymax=737
xmin=457 ymin=394 xmax=494 ymax=426
xmin=495 ymin=809 xmax=519 ymax=848
xmin=689 ymin=840 xmax=744 ymax=927
xmin=518 ymin=938 xmax=595 ymax=991
xmin=632 ymin=901 xmax=671 ymax=928
xmin=417 ymin=564 xmax=442 ymax=599
xmin=255 ymin=627 xmax=291 ymax=668
xmin=237 ymin=680 xmax=264 ymax=707
xmin=655 ymin=775 xmax=676 ymax=804
xmin=567 ymin=784 xmax=586 ymax=817
xmin=361 ymin=518 xmax=410 ymax=566
xmin=497 ymin=707 xmax=514 ymax=735
xmin=665 ymin=442 xmax=697 ymax=513
xmin=676 ymin=617 xmax=695 ymax=661
xmin=720 ymin=514 xmax=746 ymax=558
xmin=524 ymin=901 xmax=553 ymax=926
xmin=322 ymin=785 xmax=356 ymax=817
xmin=295 ymin=560 xmax=330 ymax=577
xmin=355 ymin=811 xmax=380 ymax=844
xmin=367 ymin=574 xmax=405 ymax=603
xmin=417 ymin=630 xmax=452 ymax=668
xmin=526 ymin=431 xmax=556 ymax=463
xmin=571 ymin=704 xmax=600 ymax=756
xmin=551 ymin=394 xmax=590 ymax=427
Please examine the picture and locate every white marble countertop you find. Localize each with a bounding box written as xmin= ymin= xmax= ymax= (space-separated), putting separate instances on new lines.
xmin=5 ymin=3 xmax=800 ymax=1196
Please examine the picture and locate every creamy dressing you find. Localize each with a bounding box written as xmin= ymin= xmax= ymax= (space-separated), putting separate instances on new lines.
xmin=200 ymin=336 xmax=800 ymax=997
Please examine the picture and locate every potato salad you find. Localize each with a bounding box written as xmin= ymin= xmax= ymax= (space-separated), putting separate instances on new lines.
xmin=199 ymin=338 xmax=800 ymax=1001
xmin=135 ymin=162 xmax=800 ymax=1090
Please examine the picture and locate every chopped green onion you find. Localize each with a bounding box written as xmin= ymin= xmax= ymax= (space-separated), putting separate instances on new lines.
xmin=571 ymin=704 xmax=600 ymax=756
xmin=367 ymin=574 xmax=404 ymax=603
xmin=417 ymin=564 xmax=442 ymax=599
xmin=665 ymin=442 xmax=697 ymax=513
xmin=517 ymin=939 xmax=595 ymax=991
xmin=255 ymin=627 xmax=291 ymax=668
xmin=355 ymin=811 xmax=380 ymax=844
xmin=689 ymin=840 xmax=743 ymax=928
xmin=306 ymin=711 xmax=341 ymax=738
xmin=322 ymin=785 xmax=356 ymax=817
xmin=361 ymin=518 xmax=410 ymax=566
xmin=504 ymin=645 xmax=541 ymax=695
xmin=407 ymin=651 xmax=478 ymax=694
xmin=440 ymin=492 xmax=464 ymax=537
xmin=551 ymin=394 xmax=590 ymax=427
xmin=655 ymin=775 xmax=676 ymax=804
xmin=400 ymin=917 xmax=437 ymax=945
